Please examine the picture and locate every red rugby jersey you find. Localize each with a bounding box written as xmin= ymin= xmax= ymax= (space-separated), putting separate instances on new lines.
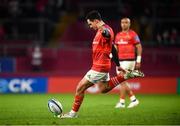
xmin=91 ymin=24 xmax=114 ymax=72
xmin=115 ymin=29 xmax=140 ymax=60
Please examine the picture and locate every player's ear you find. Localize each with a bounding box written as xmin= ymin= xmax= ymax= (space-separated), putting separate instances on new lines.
xmin=94 ymin=19 xmax=99 ymax=24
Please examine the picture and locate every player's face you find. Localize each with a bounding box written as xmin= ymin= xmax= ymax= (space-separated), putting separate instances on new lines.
xmin=87 ymin=19 xmax=98 ymax=30
xmin=121 ymin=19 xmax=130 ymax=31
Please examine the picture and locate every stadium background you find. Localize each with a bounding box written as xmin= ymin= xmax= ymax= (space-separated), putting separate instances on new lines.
xmin=0 ymin=0 xmax=180 ymax=125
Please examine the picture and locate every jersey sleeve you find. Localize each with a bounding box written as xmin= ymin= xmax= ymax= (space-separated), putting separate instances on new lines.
xmin=114 ymin=33 xmax=119 ymax=45
xmin=133 ymin=32 xmax=141 ymax=44
xmin=111 ymin=45 xmax=120 ymax=66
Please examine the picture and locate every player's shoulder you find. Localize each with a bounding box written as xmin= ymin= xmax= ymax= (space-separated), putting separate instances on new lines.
xmin=116 ymin=31 xmax=122 ymax=36
xmin=129 ymin=29 xmax=138 ymax=35
xmin=106 ymin=23 xmax=112 ymax=28
xmin=104 ymin=24 xmax=113 ymax=32
xmin=105 ymin=24 xmax=114 ymax=34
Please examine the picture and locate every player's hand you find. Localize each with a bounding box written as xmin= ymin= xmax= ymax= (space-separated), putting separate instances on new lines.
xmin=117 ymin=66 xmax=124 ymax=72
xmin=101 ymin=27 xmax=110 ymax=38
xmin=117 ymin=66 xmax=126 ymax=75
xmin=135 ymin=62 xmax=141 ymax=70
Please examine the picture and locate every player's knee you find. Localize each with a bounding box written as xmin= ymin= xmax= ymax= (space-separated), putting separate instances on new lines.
xmin=76 ymin=86 xmax=84 ymax=95
xmin=76 ymin=83 xmax=89 ymax=95
xmin=100 ymin=88 xmax=108 ymax=94
xmin=99 ymin=84 xmax=109 ymax=93
xmin=76 ymin=87 xmax=84 ymax=95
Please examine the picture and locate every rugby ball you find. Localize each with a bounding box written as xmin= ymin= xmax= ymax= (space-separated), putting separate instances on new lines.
xmin=48 ymin=99 xmax=63 ymax=115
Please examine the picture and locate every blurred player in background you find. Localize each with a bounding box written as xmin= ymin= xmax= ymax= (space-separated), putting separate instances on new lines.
xmin=60 ymin=11 xmax=144 ymax=118
xmin=114 ymin=18 xmax=143 ymax=109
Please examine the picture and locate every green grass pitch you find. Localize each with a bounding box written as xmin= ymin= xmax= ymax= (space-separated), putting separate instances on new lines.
xmin=0 ymin=94 xmax=180 ymax=125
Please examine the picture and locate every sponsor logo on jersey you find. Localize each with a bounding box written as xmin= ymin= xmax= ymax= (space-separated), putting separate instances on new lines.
xmin=117 ymin=39 xmax=128 ymax=44
xmin=93 ymin=41 xmax=99 ymax=44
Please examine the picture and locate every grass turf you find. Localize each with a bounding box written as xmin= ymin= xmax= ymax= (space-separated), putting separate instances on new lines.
xmin=0 ymin=94 xmax=180 ymax=125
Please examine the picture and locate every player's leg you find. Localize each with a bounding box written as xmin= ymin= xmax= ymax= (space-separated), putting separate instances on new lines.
xmin=61 ymin=77 xmax=94 ymax=118
xmin=61 ymin=69 xmax=110 ymax=118
xmin=72 ymin=77 xmax=94 ymax=112
xmin=118 ymin=61 xmax=139 ymax=108
xmin=115 ymin=81 xmax=126 ymax=108
xmin=115 ymin=81 xmax=139 ymax=108
xmin=126 ymin=83 xmax=139 ymax=108
xmin=115 ymin=67 xmax=126 ymax=108
xmin=98 ymin=69 xmax=144 ymax=93
xmin=63 ymin=69 xmax=120 ymax=118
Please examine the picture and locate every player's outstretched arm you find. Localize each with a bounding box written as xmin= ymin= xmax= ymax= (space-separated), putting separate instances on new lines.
xmin=135 ymin=43 xmax=142 ymax=70
xmin=111 ymin=45 xmax=120 ymax=67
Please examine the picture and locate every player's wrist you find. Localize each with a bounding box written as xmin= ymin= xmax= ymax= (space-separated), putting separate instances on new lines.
xmin=136 ymin=56 xmax=141 ymax=63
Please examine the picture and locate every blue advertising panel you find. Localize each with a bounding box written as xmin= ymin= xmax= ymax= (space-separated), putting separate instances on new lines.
xmin=0 ymin=77 xmax=48 ymax=93
xmin=0 ymin=58 xmax=14 ymax=72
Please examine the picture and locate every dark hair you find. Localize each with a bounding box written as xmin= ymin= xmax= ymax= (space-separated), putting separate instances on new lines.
xmin=85 ymin=10 xmax=102 ymax=21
